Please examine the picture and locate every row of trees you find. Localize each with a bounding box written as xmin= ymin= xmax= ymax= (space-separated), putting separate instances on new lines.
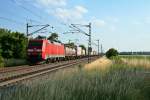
xmin=36 ymin=33 xmax=61 ymax=43
xmin=0 ymin=28 xmax=28 ymax=59
xmin=37 ymin=33 xmax=86 ymax=51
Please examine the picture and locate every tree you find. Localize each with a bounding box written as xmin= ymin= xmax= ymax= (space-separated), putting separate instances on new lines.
xmin=65 ymin=42 xmax=76 ymax=48
xmin=106 ymin=48 xmax=119 ymax=58
xmin=11 ymin=32 xmax=28 ymax=58
xmin=47 ymin=33 xmax=58 ymax=42
xmin=79 ymin=45 xmax=86 ymax=50
xmin=0 ymin=28 xmax=28 ymax=59
xmin=0 ymin=34 xmax=14 ymax=58
xmin=35 ymin=35 xmax=46 ymax=39
xmin=0 ymin=28 xmax=10 ymax=37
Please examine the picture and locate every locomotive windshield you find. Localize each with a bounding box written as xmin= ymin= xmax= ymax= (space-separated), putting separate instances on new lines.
xmin=28 ymin=40 xmax=43 ymax=49
xmin=29 ymin=42 xmax=42 ymax=46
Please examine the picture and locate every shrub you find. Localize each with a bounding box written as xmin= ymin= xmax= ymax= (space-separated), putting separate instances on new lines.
xmin=106 ymin=48 xmax=118 ymax=58
xmin=110 ymin=56 xmax=124 ymax=64
xmin=4 ymin=59 xmax=27 ymax=67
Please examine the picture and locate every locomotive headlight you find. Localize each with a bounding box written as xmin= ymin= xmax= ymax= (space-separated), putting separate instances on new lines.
xmin=37 ymin=49 xmax=42 ymax=52
xmin=28 ymin=49 xmax=33 ymax=52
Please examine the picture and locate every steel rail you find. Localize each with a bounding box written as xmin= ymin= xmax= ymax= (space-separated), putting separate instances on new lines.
xmin=0 ymin=57 xmax=98 ymax=88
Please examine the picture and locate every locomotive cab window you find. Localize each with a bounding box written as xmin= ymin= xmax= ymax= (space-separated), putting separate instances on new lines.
xmin=28 ymin=42 xmax=43 ymax=46
xmin=28 ymin=41 xmax=43 ymax=49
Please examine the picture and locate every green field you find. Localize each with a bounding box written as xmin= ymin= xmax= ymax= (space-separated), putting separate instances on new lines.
xmin=0 ymin=56 xmax=150 ymax=100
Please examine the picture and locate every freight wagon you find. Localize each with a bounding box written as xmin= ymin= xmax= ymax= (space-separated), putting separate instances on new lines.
xmin=76 ymin=47 xmax=86 ymax=58
xmin=64 ymin=46 xmax=76 ymax=60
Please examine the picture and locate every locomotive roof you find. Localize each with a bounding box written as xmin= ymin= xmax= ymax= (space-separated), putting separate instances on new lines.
xmin=29 ymin=39 xmax=64 ymax=45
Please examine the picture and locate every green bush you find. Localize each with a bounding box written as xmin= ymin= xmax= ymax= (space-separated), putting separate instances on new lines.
xmin=4 ymin=59 xmax=27 ymax=67
xmin=106 ymin=48 xmax=119 ymax=58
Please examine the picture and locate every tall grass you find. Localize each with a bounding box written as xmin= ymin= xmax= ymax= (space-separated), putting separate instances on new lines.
xmin=0 ymin=57 xmax=150 ymax=100
xmin=121 ymin=56 xmax=150 ymax=68
xmin=121 ymin=55 xmax=150 ymax=60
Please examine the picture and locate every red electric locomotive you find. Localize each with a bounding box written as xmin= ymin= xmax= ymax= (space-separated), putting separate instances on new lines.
xmin=27 ymin=39 xmax=65 ymax=63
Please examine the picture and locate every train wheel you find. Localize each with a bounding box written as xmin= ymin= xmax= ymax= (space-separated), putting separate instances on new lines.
xmin=46 ymin=59 xmax=50 ymax=64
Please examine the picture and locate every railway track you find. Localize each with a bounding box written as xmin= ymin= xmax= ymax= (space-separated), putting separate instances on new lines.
xmin=0 ymin=65 xmax=31 ymax=73
xmin=0 ymin=57 xmax=98 ymax=88
xmin=0 ymin=61 xmax=68 ymax=81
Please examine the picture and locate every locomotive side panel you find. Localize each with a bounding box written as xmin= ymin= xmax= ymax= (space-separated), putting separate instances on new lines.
xmin=27 ymin=39 xmax=65 ymax=63
xmin=44 ymin=41 xmax=65 ymax=59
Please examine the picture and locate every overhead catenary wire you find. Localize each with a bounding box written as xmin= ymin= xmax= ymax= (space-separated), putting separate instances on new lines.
xmin=11 ymin=0 xmax=59 ymax=34
xmin=63 ymin=23 xmax=92 ymax=63
xmin=0 ymin=5 xmax=43 ymax=25
xmin=0 ymin=16 xmax=25 ymax=25
xmin=11 ymin=0 xmax=42 ymax=19
xmin=0 ymin=0 xmax=44 ymax=26
xmin=14 ymin=0 xmax=69 ymax=33
xmin=1 ymin=0 xmax=70 ymax=37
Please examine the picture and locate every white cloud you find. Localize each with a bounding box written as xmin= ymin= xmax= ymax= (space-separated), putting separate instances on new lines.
xmin=36 ymin=0 xmax=67 ymax=7
xmin=32 ymin=0 xmax=88 ymax=22
xmin=106 ymin=17 xmax=119 ymax=23
xmin=54 ymin=6 xmax=88 ymax=22
xmin=109 ymin=26 xmax=116 ymax=32
xmin=92 ymin=19 xmax=106 ymax=27
xmin=75 ymin=6 xmax=88 ymax=14
xmin=54 ymin=8 xmax=71 ymax=20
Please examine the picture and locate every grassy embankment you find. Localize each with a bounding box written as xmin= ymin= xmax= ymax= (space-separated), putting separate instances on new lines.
xmin=0 ymin=58 xmax=27 ymax=68
xmin=3 ymin=59 xmax=27 ymax=67
xmin=0 ymin=56 xmax=150 ymax=100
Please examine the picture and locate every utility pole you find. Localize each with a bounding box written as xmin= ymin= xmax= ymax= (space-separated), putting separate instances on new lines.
xmin=63 ymin=23 xmax=92 ymax=63
xmin=26 ymin=23 xmax=29 ymax=37
xmin=26 ymin=23 xmax=51 ymax=38
xmin=88 ymin=23 xmax=92 ymax=63
xmin=101 ymin=44 xmax=103 ymax=55
xmin=96 ymin=40 xmax=100 ymax=56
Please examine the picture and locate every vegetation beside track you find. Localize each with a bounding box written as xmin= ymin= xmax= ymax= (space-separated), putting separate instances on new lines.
xmin=0 ymin=56 xmax=150 ymax=100
xmin=0 ymin=54 xmax=4 ymax=68
xmin=3 ymin=59 xmax=28 ymax=67
xmin=0 ymin=28 xmax=28 ymax=67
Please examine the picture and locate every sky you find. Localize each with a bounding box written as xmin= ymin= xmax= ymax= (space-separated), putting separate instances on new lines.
xmin=0 ymin=0 xmax=150 ymax=52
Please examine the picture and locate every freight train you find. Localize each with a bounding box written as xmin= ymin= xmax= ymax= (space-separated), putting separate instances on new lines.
xmin=27 ymin=39 xmax=97 ymax=63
